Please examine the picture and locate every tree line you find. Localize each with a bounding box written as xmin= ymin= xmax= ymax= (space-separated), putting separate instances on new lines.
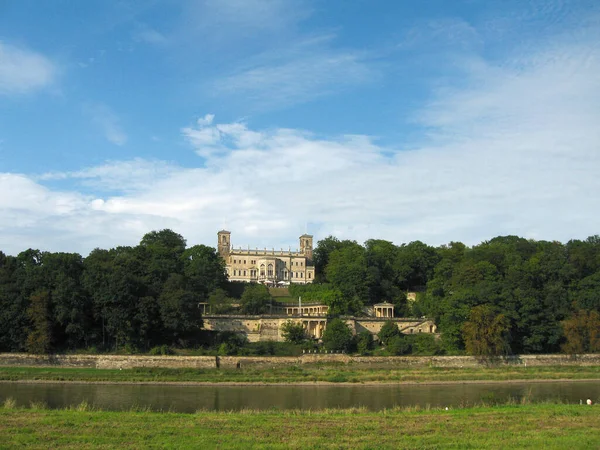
xmin=295 ymin=235 xmax=600 ymax=355
xmin=0 ymin=230 xmax=227 ymax=353
xmin=1 ymin=230 xmax=599 ymax=355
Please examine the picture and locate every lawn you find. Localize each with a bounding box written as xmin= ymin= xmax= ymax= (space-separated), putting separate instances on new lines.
xmin=1 ymin=402 xmax=599 ymax=449
xmin=0 ymin=364 xmax=600 ymax=384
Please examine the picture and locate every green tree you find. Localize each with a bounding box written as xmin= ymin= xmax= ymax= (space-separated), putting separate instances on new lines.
xmin=394 ymin=241 xmax=440 ymax=290
xmin=139 ymin=229 xmax=187 ymax=298
xmin=462 ymin=305 xmax=510 ymax=356
xmin=313 ymin=237 xmax=358 ymax=282
xmin=158 ymin=274 xmax=202 ymax=346
xmin=377 ymin=320 xmax=401 ymax=345
xmin=240 ymin=284 xmax=272 ymax=315
xmin=0 ymin=252 xmax=26 ymax=351
xmin=183 ymin=245 xmax=227 ymax=299
xmin=208 ymin=288 xmax=236 ymax=314
xmin=281 ymin=321 xmax=306 ymax=344
xmin=26 ymin=291 xmax=53 ymax=354
xmin=387 ymin=335 xmax=411 ymax=355
xmin=356 ymin=331 xmax=374 ymax=355
xmin=325 ymin=243 xmax=369 ymax=312
xmin=322 ymin=318 xmax=352 ymax=352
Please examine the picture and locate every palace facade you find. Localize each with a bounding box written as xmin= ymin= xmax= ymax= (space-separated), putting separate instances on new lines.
xmin=218 ymin=230 xmax=316 ymax=285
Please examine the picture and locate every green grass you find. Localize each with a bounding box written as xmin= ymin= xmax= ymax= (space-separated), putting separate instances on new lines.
xmin=1 ymin=364 xmax=600 ymax=384
xmin=1 ymin=402 xmax=599 ymax=448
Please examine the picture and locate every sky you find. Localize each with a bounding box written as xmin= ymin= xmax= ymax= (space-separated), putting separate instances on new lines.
xmin=1 ymin=0 xmax=599 ymax=256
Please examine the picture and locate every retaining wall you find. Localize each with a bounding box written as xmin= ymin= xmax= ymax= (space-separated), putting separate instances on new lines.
xmin=1 ymin=353 xmax=600 ymax=370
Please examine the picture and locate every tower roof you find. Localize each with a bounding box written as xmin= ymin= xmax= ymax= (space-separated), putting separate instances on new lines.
xmin=218 ymin=230 xmax=231 ymax=234
xmin=299 ymin=234 xmax=313 ymax=238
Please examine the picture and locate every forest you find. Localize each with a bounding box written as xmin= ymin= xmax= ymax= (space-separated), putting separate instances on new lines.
xmin=0 ymin=230 xmax=598 ymax=355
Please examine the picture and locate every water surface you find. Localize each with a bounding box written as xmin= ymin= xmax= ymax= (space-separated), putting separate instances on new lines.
xmin=1 ymin=381 xmax=598 ymax=412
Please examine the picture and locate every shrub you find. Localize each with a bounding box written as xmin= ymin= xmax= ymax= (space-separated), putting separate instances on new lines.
xmin=356 ymin=331 xmax=374 ymax=355
xmin=387 ymin=335 xmax=412 ymax=355
xmin=378 ymin=321 xmax=401 ymax=346
xmin=149 ymin=345 xmax=174 ymax=356
xmin=322 ymin=318 xmax=353 ymax=352
xmin=412 ymin=334 xmax=443 ymax=355
xmin=281 ymin=321 xmax=306 ymax=344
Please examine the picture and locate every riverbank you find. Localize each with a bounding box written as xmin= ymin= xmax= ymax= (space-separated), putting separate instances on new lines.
xmin=1 ymin=402 xmax=598 ymax=448
xmin=1 ymin=365 xmax=600 ymax=384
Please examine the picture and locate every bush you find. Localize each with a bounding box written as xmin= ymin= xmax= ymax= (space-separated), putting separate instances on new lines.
xmin=378 ymin=321 xmax=401 ymax=346
xmin=387 ymin=335 xmax=412 ymax=355
xmin=149 ymin=345 xmax=174 ymax=356
xmin=322 ymin=318 xmax=353 ymax=352
xmin=411 ymin=334 xmax=444 ymax=355
xmin=281 ymin=321 xmax=306 ymax=344
xmin=355 ymin=331 xmax=374 ymax=355
xmin=216 ymin=331 xmax=248 ymax=355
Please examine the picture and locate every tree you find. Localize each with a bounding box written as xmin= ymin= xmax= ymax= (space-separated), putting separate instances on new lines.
xmin=394 ymin=241 xmax=440 ymax=290
xmin=26 ymin=291 xmax=53 ymax=354
xmin=183 ymin=245 xmax=227 ymax=299
xmin=325 ymin=243 xmax=369 ymax=311
xmin=139 ymin=229 xmax=187 ymax=297
xmin=240 ymin=284 xmax=272 ymax=315
xmin=561 ymin=310 xmax=600 ymax=354
xmin=322 ymin=318 xmax=352 ymax=352
xmin=462 ymin=305 xmax=510 ymax=356
xmin=281 ymin=321 xmax=306 ymax=344
xmin=377 ymin=320 xmax=401 ymax=345
xmin=356 ymin=331 xmax=374 ymax=355
xmin=208 ymin=288 xmax=236 ymax=314
xmin=158 ymin=274 xmax=202 ymax=346
xmin=387 ymin=335 xmax=411 ymax=355
xmin=313 ymin=237 xmax=358 ymax=282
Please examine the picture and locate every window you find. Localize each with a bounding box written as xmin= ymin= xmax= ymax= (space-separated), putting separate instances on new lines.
xmin=244 ymin=260 xmax=246 ymax=264
xmin=234 ymin=259 xmax=237 ymax=264
xmin=290 ymin=272 xmax=293 ymax=278
xmin=300 ymin=273 xmax=303 ymax=278
xmin=308 ymin=272 xmax=311 ymax=279
xmin=268 ymin=264 xmax=274 ymax=277
xmin=260 ymin=264 xmax=265 ymax=277
xmin=244 ymin=270 xmax=247 ymax=276
xmin=300 ymin=261 xmax=303 ymax=266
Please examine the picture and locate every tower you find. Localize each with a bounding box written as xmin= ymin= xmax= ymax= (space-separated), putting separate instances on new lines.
xmin=299 ymin=234 xmax=313 ymax=261
xmin=217 ymin=230 xmax=231 ymax=258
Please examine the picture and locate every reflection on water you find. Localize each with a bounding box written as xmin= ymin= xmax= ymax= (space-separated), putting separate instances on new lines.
xmin=0 ymin=381 xmax=599 ymax=412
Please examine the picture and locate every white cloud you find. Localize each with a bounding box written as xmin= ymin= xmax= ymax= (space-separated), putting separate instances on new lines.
xmin=132 ymin=25 xmax=168 ymax=45
xmin=212 ymin=34 xmax=376 ymax=109
xmin=1 ymin=19 xmax=599 ymax=255
xmin=0 ymin=42 xmax=57 ymax=95
xmin=84 ymin=103 xmax=128 ymax=146
xmin=184 ymin=0 xmax=310 ymax=34
xmin=40 ymin=158 xmax=179 ymax=192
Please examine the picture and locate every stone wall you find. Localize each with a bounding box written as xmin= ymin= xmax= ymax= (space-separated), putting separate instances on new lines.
xmin=203 ymin=315 xmax=437 ymax=343
xmin=1 ymin=353 xmax=600 ymax=370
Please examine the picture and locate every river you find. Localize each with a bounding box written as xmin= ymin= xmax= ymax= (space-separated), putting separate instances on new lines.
xmin=1 ymin=381 xmax=599 ymax=412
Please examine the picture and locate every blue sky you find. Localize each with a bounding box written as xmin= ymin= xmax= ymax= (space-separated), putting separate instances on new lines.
xmin=1 ymin=0 xmax=599 ymax=255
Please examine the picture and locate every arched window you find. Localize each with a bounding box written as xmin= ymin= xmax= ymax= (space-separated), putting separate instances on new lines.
xmin=268 ymin=264 xmax=274 ymax=277
xmin=260 ymin=264 xmax=265 ymax=277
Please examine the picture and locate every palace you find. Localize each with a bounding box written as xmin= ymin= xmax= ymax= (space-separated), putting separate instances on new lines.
xmin=218 ymin=230 xmax=316 ymax=285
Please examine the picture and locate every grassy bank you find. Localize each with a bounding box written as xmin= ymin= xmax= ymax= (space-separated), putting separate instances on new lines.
xmin=1 ymin=401 xmax=599 ymax=448
xmin=1 ymin=364 xmax=600 ymax=384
